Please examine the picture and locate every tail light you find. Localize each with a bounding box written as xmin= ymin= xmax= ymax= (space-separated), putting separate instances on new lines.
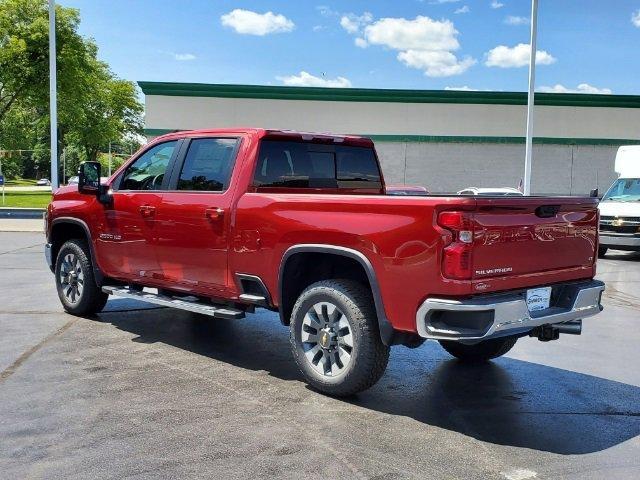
xmin=438 ymin=211 xmax=473 ymax=280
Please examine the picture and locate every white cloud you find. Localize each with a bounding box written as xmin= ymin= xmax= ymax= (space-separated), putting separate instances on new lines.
xmin=317 ymin=5 xmax=338 ymax=17
xmin=174 ymin=53 xmax=196 ymax=61
xmin=354 ymin=37 xmax=368 ymax=48
xmin=278 ymin=71 xmax=352 ymax=88
xmin=312 ymin=25 xmax=324 ymax=32
xmin=505 ymin=15 xmax=529 ymax=25
xmin=445 ymin=85 xmax=479 ymax=91
xmin=364 ymin=16 xmax=461 ymax=51
xmin=398 ymin=50 xmax=476 ymax=77
xmin=160 ymin=50 xmax=196 ymax=61
xmin=338 ymin=14 xmax=474 ymax=77
xmin=632 ymin=9 xmax=640 ymax=27
xmin=340 ymin=12 xmax=373 ymax=34
xmin=538 ymin=83 xmax=612 ymax=94
xmin=221 ymin=9 xmax=294 ymax=36
xmin=485 ymin=43 xmax=556 ymax=68
xmin=455 ymin=6 xmax=470 ymax=14
xmin=491 ymin=1 xmax=505 ymax=9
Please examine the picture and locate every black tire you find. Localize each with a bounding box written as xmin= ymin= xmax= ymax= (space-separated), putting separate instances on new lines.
xmin=598 ymin=246 xmax=608 ymax=258
xmin=55 ymin=239 xmax=108 ymax=316
xmin=290 ymin=280 xmax=390 ymax=397
xmin=439 ymin=336 xmax=517 ymax=363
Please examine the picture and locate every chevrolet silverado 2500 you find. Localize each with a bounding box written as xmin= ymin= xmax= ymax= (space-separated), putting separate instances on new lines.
xmin=45 ymin=128 xmax=605 ymax=396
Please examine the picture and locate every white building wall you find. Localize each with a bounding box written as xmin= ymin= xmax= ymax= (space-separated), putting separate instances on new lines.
xmin=144 ymin=93 xmax=638 ymax=195
xmin=374 ymin=142 xmax=619 ymax=195
xmin=145 ymin=95 xmax=640 ymax=140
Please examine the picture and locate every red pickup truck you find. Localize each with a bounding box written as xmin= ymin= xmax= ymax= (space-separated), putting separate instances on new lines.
xmin=45 ymin=128 xmax=605 ymax=396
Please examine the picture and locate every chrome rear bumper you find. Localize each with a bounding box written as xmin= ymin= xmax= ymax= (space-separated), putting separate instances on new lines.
xmin=416 ymin=280 xmax=605 ymax=342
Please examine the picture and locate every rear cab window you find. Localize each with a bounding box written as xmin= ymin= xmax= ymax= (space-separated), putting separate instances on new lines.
xmin=253 ymin=140 xmax=382 ymax=193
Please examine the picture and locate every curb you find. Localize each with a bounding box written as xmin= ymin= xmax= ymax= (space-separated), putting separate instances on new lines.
xmin=0 ymin=208 xmax=46 ymax=219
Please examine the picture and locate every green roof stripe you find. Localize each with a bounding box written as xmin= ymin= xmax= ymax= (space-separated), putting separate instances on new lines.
xmin=143 ymin=129 xmax=640 ymax=146
xmin=138 ymin=82 xmax=640 ymax=109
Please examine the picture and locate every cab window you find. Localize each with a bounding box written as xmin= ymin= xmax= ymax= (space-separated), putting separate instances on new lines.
xmin=253 ymin=140 xmax=381 ymax=190
xmin=177 ymin=138 xmax=239 ymax=191
xmin=120 ymin=141 xmax=178 ymax=191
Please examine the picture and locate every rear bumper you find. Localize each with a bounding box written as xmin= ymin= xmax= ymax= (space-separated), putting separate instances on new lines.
xmin=416 ymin=280 xmax=605 ymax=342
xmin=599 ymin=233 xmax=640 ymax=249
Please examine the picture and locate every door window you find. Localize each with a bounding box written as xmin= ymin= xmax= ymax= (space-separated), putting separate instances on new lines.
xmin=177 ymin=138 xmax=239 ymax=191
xmin=120 ymin=141 xmax=178 ymax=191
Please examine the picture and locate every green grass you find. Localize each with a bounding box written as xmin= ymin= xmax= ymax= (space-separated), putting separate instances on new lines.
xmin=0 ymin=191 xmax=51 ymax=208
xmin=4 ymin=178 xmax=39 ymax=187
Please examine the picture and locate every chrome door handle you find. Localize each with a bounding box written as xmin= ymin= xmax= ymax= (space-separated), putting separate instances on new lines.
xmin=205 ymin=207 xmax=224 ymax=221
xmin=139 ymin=205 xmax=156 ymax=218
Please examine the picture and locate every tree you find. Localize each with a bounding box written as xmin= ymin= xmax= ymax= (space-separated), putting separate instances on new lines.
xmin=0 ymin=0 xmax=143 ymax=177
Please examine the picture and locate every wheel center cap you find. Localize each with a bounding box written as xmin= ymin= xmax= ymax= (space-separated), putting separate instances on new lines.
xmin=319 ymin=328 xmax=335 ymax=349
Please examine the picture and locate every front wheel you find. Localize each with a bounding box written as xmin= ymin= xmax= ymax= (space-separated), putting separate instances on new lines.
xmin=290 ymin=280 xmax=390 ymax=397
xmin=55 ymin=239 xmax=108 ymax=316
xmin=598 ymin=246 xmax=608 ymax=258
xmin=439 ymin=336 xmax=517 ymax=363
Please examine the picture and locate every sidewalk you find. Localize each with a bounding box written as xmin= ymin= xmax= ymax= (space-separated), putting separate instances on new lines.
xmin=0 ymin=218 xmax=43 ymax=232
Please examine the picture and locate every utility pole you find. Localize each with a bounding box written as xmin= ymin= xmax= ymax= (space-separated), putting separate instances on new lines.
xmin=62 ymin=147 xmax=66 ymax=185
xmin=108 ymin=142 xmax=112 ymax=176
xmin=49 ymin=0 xmax=59 ymax=189
xmin=523 ymin=0 xmax=538 ymax=196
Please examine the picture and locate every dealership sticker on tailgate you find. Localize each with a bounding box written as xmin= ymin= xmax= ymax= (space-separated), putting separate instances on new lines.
xmin=526 ymin=287 xmax=552 ymax=312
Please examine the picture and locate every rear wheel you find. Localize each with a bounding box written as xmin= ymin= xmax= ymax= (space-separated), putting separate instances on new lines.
xmin=55 ymin=239 xmax=108 ymax=316
xmin=598 ymin=246 xmax=608 ymax=258
xmin=290 ymin=280 xmax=390 ymax=397
xmin=439 ymin=336 xmax=517 ymax=363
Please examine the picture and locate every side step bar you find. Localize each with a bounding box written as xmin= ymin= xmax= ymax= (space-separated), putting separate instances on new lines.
xmin=102 ymin=286 xmax=245 ymax=320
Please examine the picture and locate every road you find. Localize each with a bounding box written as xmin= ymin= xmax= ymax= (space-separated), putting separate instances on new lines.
xmin=0 ymin=231 xmax=639 ymax=480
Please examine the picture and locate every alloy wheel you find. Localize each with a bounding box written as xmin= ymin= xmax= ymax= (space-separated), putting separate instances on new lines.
xmin=300 ymin=302 xmax=354 ymax=377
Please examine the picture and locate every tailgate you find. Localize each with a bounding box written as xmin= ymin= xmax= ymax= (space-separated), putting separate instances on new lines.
xmin=471 ymin=197 xmax=598 ymax=280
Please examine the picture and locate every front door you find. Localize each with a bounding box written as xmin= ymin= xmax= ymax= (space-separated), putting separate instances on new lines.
xmin=95 ymin=140 xmax=180 ymax=282
xmin=154 ymin=137 xmax=241 ymax=297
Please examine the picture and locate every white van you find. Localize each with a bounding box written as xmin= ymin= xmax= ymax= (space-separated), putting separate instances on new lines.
xmin=598 ymin=145 xmax=640 ymax=256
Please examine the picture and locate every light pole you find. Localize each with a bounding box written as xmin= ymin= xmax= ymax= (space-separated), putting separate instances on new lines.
xmin=523 ymin=0 xmax=538 ymax=196
xmin=49 ymin=0 xmax=59 ymax=189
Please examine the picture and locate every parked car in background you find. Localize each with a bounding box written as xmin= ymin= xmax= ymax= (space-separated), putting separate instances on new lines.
xmin=67 ymin=176 xmax=79 ymax=185
xmin=44 ymin=128 xmax=604 ymax=396
xmin=37 ymin=178 xmax=51 ymax=186
xmin=385 ymin=184 xmax=429 ymax=196
xmin=457 ymin=187 xmax=524 ymax=196
xmin=598 ymin=145 xmax=640 ymax=257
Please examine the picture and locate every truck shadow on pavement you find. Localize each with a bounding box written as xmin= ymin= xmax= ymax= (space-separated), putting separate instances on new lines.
xmin=102 ymin=299 xmax=640 ymax=456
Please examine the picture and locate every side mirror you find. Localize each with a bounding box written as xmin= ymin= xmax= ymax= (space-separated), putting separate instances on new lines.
xmin=78 ymin=161 xmax=101 ymax=195
xmin=590 ymin=188 xmax=599 ymax=198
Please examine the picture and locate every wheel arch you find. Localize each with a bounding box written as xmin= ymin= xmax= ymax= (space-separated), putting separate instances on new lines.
xmin=278 ymin=244 xmax=395 ymax=346
xmin=50 ymin=217 xmax=104 ymax=285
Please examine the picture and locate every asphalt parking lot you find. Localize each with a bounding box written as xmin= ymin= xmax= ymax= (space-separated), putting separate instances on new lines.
xmin=1 ymin=231 xmax=639 ymax=480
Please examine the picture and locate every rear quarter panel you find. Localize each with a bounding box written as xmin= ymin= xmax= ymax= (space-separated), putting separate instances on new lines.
xmin=231 ymin=193 xmax=476 ymax=332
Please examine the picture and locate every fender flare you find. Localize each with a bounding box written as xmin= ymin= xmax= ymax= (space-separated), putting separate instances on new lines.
xmin=278 ymin=244 xmax=395 ymax=346
xmin=50 ymin=217 xmax=104 ymax=285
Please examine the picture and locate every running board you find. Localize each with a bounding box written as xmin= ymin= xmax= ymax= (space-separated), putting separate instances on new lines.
xmin=238 ymin=293 xmax=268 ymax=306
xmin=102 ymin=286 xmax=245 ymax=320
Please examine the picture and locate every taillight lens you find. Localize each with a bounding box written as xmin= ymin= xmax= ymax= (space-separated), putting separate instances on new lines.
xmin=438 ymin=211 xmax=474 ymax=280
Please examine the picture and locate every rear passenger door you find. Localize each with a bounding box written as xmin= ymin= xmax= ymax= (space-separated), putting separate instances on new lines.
xmin=154 ymin=137 xmax=241 ymax=296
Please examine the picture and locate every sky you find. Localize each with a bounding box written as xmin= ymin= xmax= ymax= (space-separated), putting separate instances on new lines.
xmin=59 ymin=0 xmax=640 ymax=95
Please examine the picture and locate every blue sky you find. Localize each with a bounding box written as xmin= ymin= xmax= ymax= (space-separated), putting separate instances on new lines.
xmin=60 ymin=0 xmax=640 ymax=94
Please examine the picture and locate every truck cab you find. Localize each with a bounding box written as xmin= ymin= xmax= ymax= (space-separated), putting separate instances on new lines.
xmin=598 ymin=145 xmax=640 ymax=256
